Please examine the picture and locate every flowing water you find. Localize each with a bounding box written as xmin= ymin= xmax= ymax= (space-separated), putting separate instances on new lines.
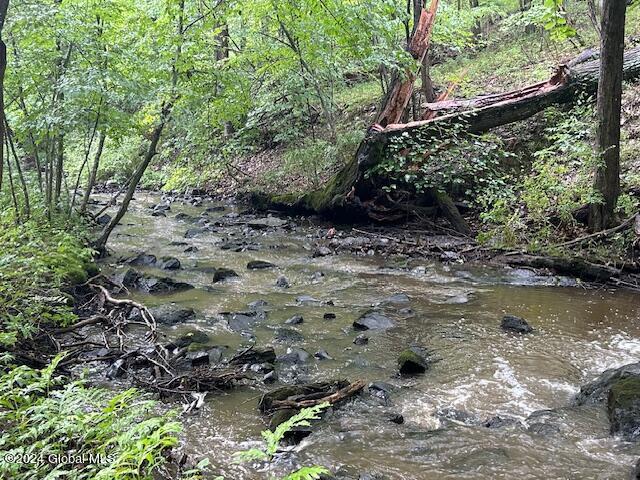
xmin=97 ymin=193 xmax=640 ymax=479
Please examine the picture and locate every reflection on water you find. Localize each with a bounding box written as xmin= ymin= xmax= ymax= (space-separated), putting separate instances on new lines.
xmin=97 ymin=193 xmax=640 ymax=479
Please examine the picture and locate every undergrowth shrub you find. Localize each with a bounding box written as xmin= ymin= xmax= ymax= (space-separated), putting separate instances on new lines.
xmin=0 ymin=354 xmax=184 ymax=480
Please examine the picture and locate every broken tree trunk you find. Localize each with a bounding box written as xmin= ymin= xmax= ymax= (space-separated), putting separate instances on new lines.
xmin=258 ymin=45 xmax=640 ymax=231
xmin=377 ymin=0 xmax=439 ymax=127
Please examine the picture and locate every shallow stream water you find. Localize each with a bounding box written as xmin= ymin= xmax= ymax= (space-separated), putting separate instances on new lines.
xmin=97 ymin=193 xmax=640 ymax=479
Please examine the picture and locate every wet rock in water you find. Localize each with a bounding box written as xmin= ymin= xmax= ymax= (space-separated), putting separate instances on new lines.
xmin=284 ymin=314 xmax=304 ymax=325
xmin=136 ymin=275 xmax=194 ymax=294
xmin=313 ymin=246 xmax=332 ymax=257
xmin=212 ymin=267 xmax=239 ymax=283
xmin=436 ymin=407 xmax=478 ymax=425
xmin=151 ymin=210 xmax=166 ymax=217
xmin=152 ymin=203 xmax=171 ymax=212
xmin=174 ymin=212 xmax=194 ymax=221
xmin=128 ymin=252 xmax=157 ymax=266
xmin=608 ymin=377 xmax=640 ymax=441
xmin=205 ymin=205 xmax=226 ymax=213
xmin=501 ymin=314 xmax=533 ymax=334
xmin=276 ymin=347 xmax=311 ymax=364
xmin=112 ymin=268 xmax=141 ymax=287
xmin=131 ymin=304 xmax=195 ymax=325
xmin=263 ymin=371 xmax=277 ymax=383
xmin=353 ymin=311 xmax=395 ymax=331
xmin=184 ymin=228 xmax=205 ymax=238
xmin=184 ymin=246 xmax=199 ymax=253
xmin=483 ymin=415 xmax=522 ymax=429
xmin=525 ymin=409 xmax=564 ymax=436
xmin=274 ymin=328 xmax=305 ymax=344
xmin=398 ymin=307 xmax=413 ymax=315
xmin=160 ymin=256 xmax=181 ymax=270
xmin=398 ymin=347 xmax=431 ymax=375
xmin=225 ymin=312 xmax=264 ymax=332
xmin=169 ymin=241 xmax=189 ymax=246
xmin=323 ymin=312 xmax=336 ymax=320
xmin=387 ymin=413 xmax=404 ymax=424
xmin=368 ymin=382 xmax=394 ymax=404
xmin=275 ymin=276 xmax=290 ymax=288
xmin=296 ymin=295 xmax=323 ymax=305
xmin=248 ymin=217 xmax=288 ymax=229
xmin=314 ymin=349 xmax=333 ymax=360
xmin=311 ymin=271 xmax=325 ymax=282
xmin=106 ymin=359 xmax=126 ymax=379
xmin=229 ymin=347 xmax=276 ymax=366
xmin=248 ymin=299 xmax=268 ymax=310
xmin=575 ymin=362 xmax=640 ymax=405
xmin=187 ymin=350 xmax=210 ymax=367
xmin=247 ymin=260 xmax=276 ymax=270
xmin=96 ymin=214 xmax=111 ymax=226
xmin=353 ymin=334 xmax=369 ymax=345
xmin=167 ymin=330 xmax=209 ymax=349
xmin=380 ymin=293 xmax=410 ymax=305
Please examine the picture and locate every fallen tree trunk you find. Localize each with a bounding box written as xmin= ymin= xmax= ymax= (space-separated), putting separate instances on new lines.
xmin=257 ymin=45 xmax=640 ymax=228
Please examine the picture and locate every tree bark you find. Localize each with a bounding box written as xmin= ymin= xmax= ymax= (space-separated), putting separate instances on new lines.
xmin=80 ymin=130 xmax=106 ymax=213
xmin=0 ymin=0 xmax=9 ymax=194
xmin=589 ymin=0 xmax=626 ymax=231
xmin=376 ymin=0 xmax=439 ymax=127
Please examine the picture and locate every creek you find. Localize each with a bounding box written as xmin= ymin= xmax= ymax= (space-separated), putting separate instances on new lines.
xmin=96 ymin=192 xmax=640 ymax=479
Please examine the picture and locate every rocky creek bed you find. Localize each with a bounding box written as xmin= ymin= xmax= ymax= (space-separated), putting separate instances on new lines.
xmin=80 ymin=191 xmax=640 ymax=479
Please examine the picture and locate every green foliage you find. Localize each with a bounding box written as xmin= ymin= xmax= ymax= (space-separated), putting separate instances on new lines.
xmin=0 ymin=207 xmax=95 ymax=347
xmin=369 ymin=122 xmax=514 ymax=206
xmin=233 ymin=402 xmax=330 ymax=480
xmin=478 ymin=102 xmax=599 ymax=249
xmin=0 ymin=354 xmax=184 ymax=480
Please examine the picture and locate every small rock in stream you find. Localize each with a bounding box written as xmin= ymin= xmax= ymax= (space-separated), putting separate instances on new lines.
xmin=212 ymin=267 xmax=239 ymax=282
xmin=130 ymin=304 xmax=195 ymax=325
xmin=184 ymin=246 xmax=199 ymax=253
xmin=323 ymin=312 xmax=337 ymax=320
xmin=168 ymin=330 xmax=209 ymax=349
xmin=128 ymin=253 xmax=157 ymax=266
xmin=314 ymin=349 xmax=333 ymax=360
xmin=160 ymin=256 xmax=181 ymax=270
xmin=276 ymin=347 xmax=311 ymax=364
xmin=247 ymin=260 xmax=276 ymax=270
xmin=398 ymin=346 xmax=432 ymax=375
xmin=96 ymin=214 xmax=111 ymax=225
xmin=353 ymin=311 xmax=395 ymax=331
xmin=312 ymin=246 xmax=332 ymax=257
xmin=284 ymin=314 xmax=304 ymax=325
xmin=354 ymin=334 xmax=369 ymax=345
xmin=136 ymin=275 xmax=194 ymax=294
xmin=184 ymin=228 xmax=205 ymax=238
xmin=151 ymin=210 xmax=166 ymax=217
xmin=274 ymin=328 xmax=305 ymax=344
xmin=106 ymin=359 xmax=126 ymax=379
xmin=607 ymin=377 xmax=640 ymax=441
xmin=248 ymin=299 xmax=268 ymax=310
xmin=275 ymin=276 xmax=290 ymax=288
xmin=501 ymin=315 xmax=533 ymax=334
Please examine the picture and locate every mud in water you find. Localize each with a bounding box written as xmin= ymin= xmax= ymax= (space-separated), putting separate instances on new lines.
xmin=95 ymin=192 xmax=640 ymax=479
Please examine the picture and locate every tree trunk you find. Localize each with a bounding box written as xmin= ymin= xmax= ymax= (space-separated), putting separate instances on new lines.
xmin=0 ymin=0 xmax=8 ymax=194
xmin=94 ymin=107 xmax=171 ymax=252
xmin=80 ymin=130 xmax=106 ymax=214
xmin=376 ymin=0 xmax=439 ymax=127
xmin=589 ymin=0 xmax=626 ymax=231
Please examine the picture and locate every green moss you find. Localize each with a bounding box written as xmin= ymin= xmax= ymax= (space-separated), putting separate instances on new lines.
xmin=609 ymin=377 xmax=640 ymax=409
xmin=398 ymin=349 xmax=429 ymax=375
